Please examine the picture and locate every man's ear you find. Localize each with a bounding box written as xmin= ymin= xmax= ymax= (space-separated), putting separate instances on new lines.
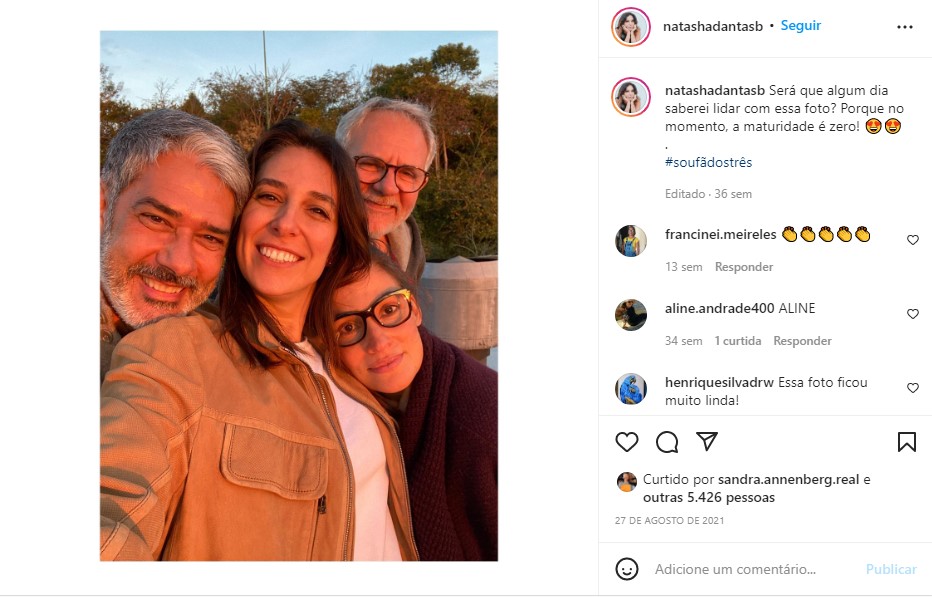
xmin=100 ymin=182 xmax=107 ymax=233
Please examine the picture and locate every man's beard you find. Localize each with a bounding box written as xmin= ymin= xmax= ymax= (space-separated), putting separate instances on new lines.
xmin=362 ymin=190 xmax=403 ymax=238
xmin=100 ymin=229 xmax=209 ymax=330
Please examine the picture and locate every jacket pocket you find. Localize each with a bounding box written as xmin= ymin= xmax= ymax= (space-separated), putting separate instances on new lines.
xmin=219 ymin=423 xmax=329 ymax=501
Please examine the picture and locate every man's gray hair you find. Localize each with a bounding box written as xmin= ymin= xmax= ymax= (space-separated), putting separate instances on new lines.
xmin=101 ymin=109 xmax=249 ymax=226
xmin=336 ymin=97 xmax=437 ymax=170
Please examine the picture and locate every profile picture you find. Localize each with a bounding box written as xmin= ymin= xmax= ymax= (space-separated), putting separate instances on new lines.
xmin=615 ymin=373 xmax=646 ymax=405
xmin=613 ymin=77 xmax=650 ymax=116
xmin=617 ymin=472 xmax=638 ymax=492
xmin=612 ymin=7 xmax=651 ymax=46
xmin=615 ymin=224 xmax=646 ymax=257
xmin=615 ymin=299 xmax=647 ymax=331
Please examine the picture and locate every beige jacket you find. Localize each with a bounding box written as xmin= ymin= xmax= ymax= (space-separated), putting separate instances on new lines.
xmin=100 ymin=311 xmax=418 ymax=561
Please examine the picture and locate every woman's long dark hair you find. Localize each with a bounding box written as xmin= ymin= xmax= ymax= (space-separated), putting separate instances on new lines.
xmin=367 ymin=243 xmax=419 ymax=295
xmin=616 ymin=83 xmax=641 ymax=112
xmin=220 ymin=119 xmax=370 ymax=369
xmin=616 ymin=12 xmax=641 ymax=41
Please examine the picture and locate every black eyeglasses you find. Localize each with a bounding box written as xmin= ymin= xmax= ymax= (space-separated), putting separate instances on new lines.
xmin=353 ymin=156 xmax=429 ymax=193
xmin=334 ymin=289 xmax=414 ymax=347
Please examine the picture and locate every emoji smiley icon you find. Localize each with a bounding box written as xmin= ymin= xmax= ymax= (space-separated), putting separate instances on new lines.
xmin=837 ymin=226 xmax=852 ymax=242
xmin=856 ymin=226 xmax=870 ymax=242
xmin=819 ymin=226 xmax=834 ymax=242
xmin=800 ymin=226 xmax=816 ymax=242
xmin=885 ymin=118 xmax=901 ymax=134
xmin=782 ymin=226 xmax=797 ymax=242
xmin=616 ymin=557 xmax=639 ymax=581
xmin=866 ymin=118 xmax=882 ymax=134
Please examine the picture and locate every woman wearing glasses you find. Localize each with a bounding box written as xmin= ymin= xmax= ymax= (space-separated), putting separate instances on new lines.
xmin=332 ymin=247 xmax=498 ymax=561
xmin=101 ymin=120 xmax=417 ymax=561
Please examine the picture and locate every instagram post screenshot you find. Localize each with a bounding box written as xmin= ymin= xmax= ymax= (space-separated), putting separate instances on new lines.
xmin=2 ymin=0 xmax=929 ymax=596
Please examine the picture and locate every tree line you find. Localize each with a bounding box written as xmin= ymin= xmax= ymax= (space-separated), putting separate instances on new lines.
xmin=101 ymin=43 xmax=498 ymax=260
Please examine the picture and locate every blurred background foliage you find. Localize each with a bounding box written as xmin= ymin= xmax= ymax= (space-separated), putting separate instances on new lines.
xmin=101 ymin=43 xmax=497 ymax=260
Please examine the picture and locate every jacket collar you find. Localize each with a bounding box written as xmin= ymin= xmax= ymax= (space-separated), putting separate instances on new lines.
xmin=241 ymin=319 xmax=393 ymax=421
xmin=246 ymin=321 xmax=334 ymax=370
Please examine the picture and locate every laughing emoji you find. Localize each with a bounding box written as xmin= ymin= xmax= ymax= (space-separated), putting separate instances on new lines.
xmin=866 ymin=118 xmax=882 ymax=134
xmin=885 ymin=118 xmax=901 ymax=134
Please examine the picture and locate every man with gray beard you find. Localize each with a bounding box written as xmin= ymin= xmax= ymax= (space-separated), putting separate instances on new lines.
xmin=336 ymin=98 xmax=436 ymax=281
xmin=100 ymin=109 xmax=249 ymax=381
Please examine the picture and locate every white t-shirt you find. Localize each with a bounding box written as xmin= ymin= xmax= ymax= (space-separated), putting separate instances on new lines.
xmin=294 ymin=342 xmax=402 ymax=561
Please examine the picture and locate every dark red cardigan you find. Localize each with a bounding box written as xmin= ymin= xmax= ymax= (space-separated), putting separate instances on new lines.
xmin=397 ymin=327 xmax=498 ymax=561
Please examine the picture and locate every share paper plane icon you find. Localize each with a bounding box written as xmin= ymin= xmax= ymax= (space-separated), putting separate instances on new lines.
xmin=696 ymin=432 xmax=719 ymax=452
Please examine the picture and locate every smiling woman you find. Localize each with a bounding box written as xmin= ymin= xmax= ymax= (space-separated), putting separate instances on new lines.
xmin=615 ymin=11 xmax=641 ymax=44
xmin=100 ymin=120 xmax=418 ymax=561
xmin=235 ymin=145 xmax=339 ymax=338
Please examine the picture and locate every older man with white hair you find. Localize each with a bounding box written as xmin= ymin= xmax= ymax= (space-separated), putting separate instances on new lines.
xmin=337 ymin=97 xmax=436 ymax=281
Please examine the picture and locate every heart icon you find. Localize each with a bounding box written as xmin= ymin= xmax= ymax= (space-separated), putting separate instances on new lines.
xmin=615 ymin=432 xmax=639 ymax=452
xmin=907 ymin=235 xmax=919 ymax=245
xmin=908 ymin=383 xmax=919 ymax=393
xmin=907 ymin=309 xmax=919 ymax=319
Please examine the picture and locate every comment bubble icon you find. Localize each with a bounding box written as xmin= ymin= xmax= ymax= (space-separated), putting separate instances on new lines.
xmin=656 ymin=431 xmax=679 ymax=453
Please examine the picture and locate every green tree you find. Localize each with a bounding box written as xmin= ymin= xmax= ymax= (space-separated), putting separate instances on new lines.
xmin=146 ymin=78 xmax=181 ymax=110
xmin=198 ymin=65 xmax=297 ymax=149
xmin=100 ymin=64 xmax=138 ymax=165
xmin=179 ymin=91 xmax=207 ymax=118
xmin=291 ymin=68 xmax=365 ymax=134
xmin=430 ymin=42 xmax=480 ymax=87
xmin=417 ymin=165 xmax=497 ymax=259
